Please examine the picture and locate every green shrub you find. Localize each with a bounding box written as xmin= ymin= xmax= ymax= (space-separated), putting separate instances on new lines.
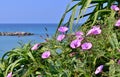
xmin=1 ymin=0 xmax=120 ymax=77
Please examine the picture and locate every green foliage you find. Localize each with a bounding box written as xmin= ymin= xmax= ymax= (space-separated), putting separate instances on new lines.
xmin=1 ymin=0 xmax=120 ymax=77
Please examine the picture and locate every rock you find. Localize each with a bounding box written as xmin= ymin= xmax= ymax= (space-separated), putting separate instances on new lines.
xmin=0 ymin=32 xmax=34 ymax=36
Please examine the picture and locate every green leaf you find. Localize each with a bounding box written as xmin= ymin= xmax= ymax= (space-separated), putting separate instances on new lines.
xmin=76 ymin=0 xmax=92 ymax=23
xmin=66 ymin=2 xmax=82 ymax=13
xmin=109 ymin=64 xmax=115 ymax=77
xmin=91 ymin=9 xmax=111 ymax=26
xmin=27 ymin=52 xmax=36 ymax=63
xmin=109 ymin=33 xmax=119 ymax=49
xmin=69 ymin=5 xmax=77 ymax=32
xmin=55 ymin=2 xmax=71 ymax=36
xmin=5 ymin=58 xmax=24 ymax=76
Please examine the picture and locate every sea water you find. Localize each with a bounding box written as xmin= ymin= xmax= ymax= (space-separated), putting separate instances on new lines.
xmin=0 ymin=24 xmax=58 ymax=57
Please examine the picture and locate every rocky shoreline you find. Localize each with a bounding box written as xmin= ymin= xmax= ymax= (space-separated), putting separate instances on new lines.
xmin=0 ymin=32 xmax=34 ymax=36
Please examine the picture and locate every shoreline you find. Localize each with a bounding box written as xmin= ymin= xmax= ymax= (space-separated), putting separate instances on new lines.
xmin=0 ymin=32 xmax=34 ymax=36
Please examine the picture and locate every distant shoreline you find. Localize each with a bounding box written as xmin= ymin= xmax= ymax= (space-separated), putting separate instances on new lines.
xmin=0 ymin=32 xmax=34 ymax=36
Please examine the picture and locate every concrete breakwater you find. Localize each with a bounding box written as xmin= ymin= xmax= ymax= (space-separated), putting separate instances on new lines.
xmin=0 ymin=32 xmax=34 ymax=36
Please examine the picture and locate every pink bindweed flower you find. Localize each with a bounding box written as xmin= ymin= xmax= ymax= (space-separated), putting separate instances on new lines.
xmin=111 ymin=5 xmax=120 ymax=11
xmin=75 ymin=31 xmax=84 ymax=36
xmin=117 ymin=59 xmax=120 ymax=64
xmin=70 ymin=39 xmax=81 ymax=48
xmin=75 ymin=31 xmax=84 ymax=41
xmin=31 ymin=43 xmax=40 ymax=51
xmin=57 ymin=34 xmax=65 ymax=41
xmin=76 ymin=35 xmax=84 ymax=41
xmin=38 ymin=75 xmax=41 ymax=77
xmin=41 ymin=51 xmax=51 ymax=59
xmin=81 ymin=42 xmax=92 ymax=50
xmin=86 ymin=26 xmax=101 ymax=36
xmin=7 ymin=72 xmax=12 ymax=77
xmin=58 ymin=26 xmax=68 ymax=33
xmin=95 ymin=65 xmax=104 ymax=74
xmin=115 ymin=19 xmax=120 ymax=27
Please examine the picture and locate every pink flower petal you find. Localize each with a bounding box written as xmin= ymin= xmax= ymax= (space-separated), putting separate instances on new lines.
xmin=58 ymin=26 xmax=68 ymax=33
xmin=81 ymin=42 xmax=92 ymax=50
xmin=75 ymin=31 xmax=84 ymax=41
xmin=41 ymin=51 xmax=51 ymax=59
xmin=86 ymin=29 xmax=93 ymax=36
xmin=95 ymin=65 xmax=104 ymax=74
xmin=70 ymin=39 xmax=81 ymax=48
xmin=111 ymin=5 xmax=120 ymax=11
xmin=75 ymin=31 xmax=84 ymax=36
xmin=7 ymin=72 xmax=12 ymax=77
xmin=86 ymin=26 xmax=101 ymax=36
xmin=57 ymin=34 xmax=65 ymax=41
xmin=31 ymin=43 xmax=40 ymax=51
xmin=118 ymin=60 xmax=120 ymax=64
xmin=115 ymin=19 xmax=120 ymax=27
xmin=76 ymin=36 xmax=84 ymax=41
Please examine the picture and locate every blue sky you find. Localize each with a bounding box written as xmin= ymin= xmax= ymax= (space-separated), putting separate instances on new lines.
xmin=0 ymin=0 xmax=70 ymax=23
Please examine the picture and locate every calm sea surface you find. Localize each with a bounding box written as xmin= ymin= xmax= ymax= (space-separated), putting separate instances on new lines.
xmin=0 ymin=24 xmax=58 ymax=57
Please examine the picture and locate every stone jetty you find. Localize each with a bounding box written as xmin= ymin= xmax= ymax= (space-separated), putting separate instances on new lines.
xmin=0 ymin=32 xmax=34 ymax=36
